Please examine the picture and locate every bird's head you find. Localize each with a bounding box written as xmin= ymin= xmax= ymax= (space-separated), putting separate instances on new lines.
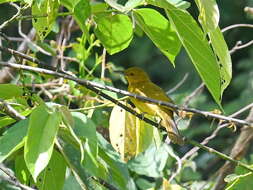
xmin=124 ymin=67 xmax=151 ymax=84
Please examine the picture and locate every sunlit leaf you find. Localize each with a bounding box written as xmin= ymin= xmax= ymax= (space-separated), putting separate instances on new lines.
xmin=134 ymin=8 xmax=181 ymax=65
xmin=24 ymin=104 xmax=61 ymax=181
xmin=95 ymin=14 xmax=133 ymax=54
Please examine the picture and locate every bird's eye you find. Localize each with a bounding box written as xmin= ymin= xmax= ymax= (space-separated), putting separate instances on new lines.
xmin=129 ymin=72 xmax=134 ymax=76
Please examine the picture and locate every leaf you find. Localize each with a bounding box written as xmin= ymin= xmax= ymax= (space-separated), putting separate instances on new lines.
xmin=96 ymin=133 xmax=137 ymax=190
xmin=24 ymin=104 xmax=61 ymax=181
xmin=104 ymin=0 xmax=125 ymax=12
xmin=164 ymin=2 xmax=221 ymax=105
xmin=0 ymin=84 xmax=23 ymax=99
xmin=134 ymin=8 xmax=181 ymax=65
xmin=146 ymin=0 xmax=191 ymax=10
xmin=195 ymin=0 xmax=232 ymax=96
xmin=124 ymin=0 xmax=144 ymax=11
xmin=71 ymin=112 xmax=98 ymax=165
xmin=0 ymin=119 xmax=28 ymax=163
xmin=32 ymin=0 xmax=59 ymax=40
xmin=195 ymin=0 xmax=219 ymax=31
xmin=60 ymin=0 xmax=79 ymax=11
xmin=209 ymin=27 xmax=232 ymax=95
xmin=135 ymin=115 xmax=154 ymax=154
xmin=128 ymin=143 xmax=169 ymax=178
xmin=36 ymin=150 xmax=67 ymax=190
xmin=15 ymin=154 xmax=32 ymax=185
xmin=73 ymin=0 xmax=91 ymax=32
xmin=95 ymin=14 xmax=133 ymax=54
xmin=109 ymin=103 xmax=137 ymax=161
xmin=225 ymin=164 xmax=253 ymax=190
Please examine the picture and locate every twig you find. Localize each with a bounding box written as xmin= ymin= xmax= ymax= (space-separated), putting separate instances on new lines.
xmin=0 ymin=3 xmax=22 ymax=30
xmin=181 ymin=102 xmax=253 ymax=162
xmin=221 ymin=24 xmax=253 ymax=33
xmin=0 ymin=62 xmax=252 ymax=174
xmin=101 ymin=48 xmax=106 ymax=79
xmin=167 ymin=73 xmax=189 ymax=94
xmin=0 ymin=61 xmax=252 ymax=127
xmin=0 ymin=164 xmax=35 ymax=190
xmin=0 ymin=99 xmax=26 ymax=120
xmin=230 ymin=40 xmax=253 ymax=54
xmin=183 ymin=83 xmax=205 ymax=107
xmin=244 ymin=7 xmax=253 ymax=15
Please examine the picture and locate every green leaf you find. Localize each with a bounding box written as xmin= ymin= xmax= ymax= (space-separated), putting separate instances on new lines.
xmin=0 ymin=84 xmax=23 ymax=99
xmin=15 ymin=154 xmax=32 ymax=185
xmin=195 ymin=0 xmax=219 ymax=31
xmin=124 ymin=0 xmax=144 ymax=11
xmin=128 ymin=143 xmax=169 ymax=178
xmin=73 ymin=0 xmax=91 ymax=32
xmin=225 ymin=164 xmax=253 ymax=190
xmin=32 ymin=0 xmax=59 ymax=40
xmin=95 ymin=14 xmax=133 ymax=54
xmin=36 ymin=150 xmax=66 ymax=190
xmin=96 ymin=134 xmax=137 ymax=190
xmin=71 ymin=112 xmax=98 ymax=164
xmin=60 ymin=0 xmax=79 ymax=11
xmin=0 ymin=119 xmax=28 ymax=163
xmin=134 ymin=8 xmax=181 ymax=65
xmin=146 ymin=0 xmax=191 ymax=10
xmin=164 ymin=2 xmax=221 ymax=104
xmin=194 ymin=0 xmax=231 ymax=96
xmin=209 ymin=27 xmax=232 ymax=95
xmin=104 ymin=0 xmax=125 ymax=12
xmin=24 ymin=104 xmax=61 ymax=181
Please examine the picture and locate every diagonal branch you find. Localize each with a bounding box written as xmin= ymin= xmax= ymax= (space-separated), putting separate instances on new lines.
xmin=1 ymin=61 xmax=253 ymax=173
xmin=0 ymin=61 xmax=252 ymax=127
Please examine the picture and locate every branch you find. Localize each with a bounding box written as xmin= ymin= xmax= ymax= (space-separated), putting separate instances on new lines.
xmin=0 ymin=99 xmax=26 ymax=120
xmin=214 ymin=107 xmax=253 ymax=190
xmin=0 ymin=3 xmax=22 ymax=30
xmin=0 ymin=164 xmax=35 ymax=190
xmin=0 ymin=61 xmax=251 ymax=127
xmin=1 ymin=62 xmax=253 ymax=173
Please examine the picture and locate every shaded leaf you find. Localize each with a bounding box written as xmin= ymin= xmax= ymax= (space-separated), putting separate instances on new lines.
xmin=0 ymin=84 xmax=23 ymax=99
xmin=0 ymin=119 xmax=28 ymax=163
xmin=128 ymin=143 xmax=169 ymax=178
xmin=36 ymin=150 xmax=66 ymax=190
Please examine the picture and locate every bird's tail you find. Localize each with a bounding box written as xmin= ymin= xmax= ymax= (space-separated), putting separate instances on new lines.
xmin=161 ymin=116 xmax=184 ymax=145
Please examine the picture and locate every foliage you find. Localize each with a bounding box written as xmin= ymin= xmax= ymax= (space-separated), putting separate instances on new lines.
xmin=0 ymin=0 xmax=252 ymax=189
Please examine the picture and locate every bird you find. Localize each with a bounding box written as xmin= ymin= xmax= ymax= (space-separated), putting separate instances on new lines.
xmin=124 ymin=67 xmax=184 ymax=145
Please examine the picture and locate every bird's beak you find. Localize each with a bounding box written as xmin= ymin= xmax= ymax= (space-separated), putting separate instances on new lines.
xmin=114 ymin=70 xmax=125 ymax=75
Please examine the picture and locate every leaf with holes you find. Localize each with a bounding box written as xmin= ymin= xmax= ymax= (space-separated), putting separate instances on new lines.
xmin=32 ymin=0 xmax=59 ymax=40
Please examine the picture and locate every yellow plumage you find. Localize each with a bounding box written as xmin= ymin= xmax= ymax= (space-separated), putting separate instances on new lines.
xmin=124 ymin=67 xmax=184 ymax=145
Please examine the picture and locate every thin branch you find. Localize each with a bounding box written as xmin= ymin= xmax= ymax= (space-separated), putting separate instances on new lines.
xmin=183 ymin=83 xmax=205 ymax=107
xmin=0 ymin=61 xmax=252 ymax=127
xmin=0 ymin=3 xmax=22 ymax=30
xmin=221 ymin=24 xmax=253 ymax=33
xmin=1 ymin=62 xmax=253 ymax=173
xmin=244 ymin=7 xmax=253 ymax=15
xmin=230 ymin=40 xmax=253 ymax=54
xmin=0 ymin=99 xmax=26 ymax=120
xmin=101 ymin=48 xmax=106 ymax=79
xmin=0 ymin=164 xmax=35 ymax=190
xmin=167 ymin=73 xmax=189 ymax=94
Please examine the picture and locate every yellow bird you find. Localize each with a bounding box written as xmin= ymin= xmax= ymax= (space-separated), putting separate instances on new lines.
xmin=124 ymin=67 xmax=184 ymax=145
